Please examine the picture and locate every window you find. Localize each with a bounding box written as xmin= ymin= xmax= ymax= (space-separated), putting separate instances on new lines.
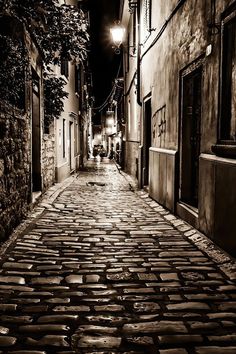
xmin=142 ymin=0 xmax=152 ymax=36
xmin=133 ymin=10 xmax=136 ymax=51
xmin=61 ymin=59 xmax=69 ymax=78
xmin=220 ymin=10 xmax=236 ymax=142
xmin=127 ymin=33 xmax=130 ymax=72
xmin=75 ymin=65 xmax=80 ymax=93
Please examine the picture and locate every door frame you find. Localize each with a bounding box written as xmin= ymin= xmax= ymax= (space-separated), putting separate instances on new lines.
xmin=141 ymin=93 xmax=152 ymax=188
xmin=31 ymin=68 xmax=42 ymax=193
xmin=178 ymin=57 xmax=204 ymax=211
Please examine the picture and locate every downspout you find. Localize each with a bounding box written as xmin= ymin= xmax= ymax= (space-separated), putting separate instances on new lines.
xmin=136 ymin=0 xmax=142 ymax=107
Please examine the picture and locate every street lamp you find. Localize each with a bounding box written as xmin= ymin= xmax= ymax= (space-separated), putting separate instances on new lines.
xmin=110 ymin=22 xmax=125 ymax=54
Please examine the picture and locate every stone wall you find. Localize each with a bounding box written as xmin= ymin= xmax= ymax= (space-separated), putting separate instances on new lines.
xmin=0 ymin=101 xmax=31 ymax=241
xmin=42 ymin=133 xmax=55 ymax=191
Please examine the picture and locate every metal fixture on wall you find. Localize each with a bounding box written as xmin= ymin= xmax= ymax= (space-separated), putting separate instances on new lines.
xmin=110 ymin=22 xmax=126 ymax=54
xmin=208 ymin=0 xmax=220 ymax=35
xmin=128 ymin=0 xmax=138 ymax=13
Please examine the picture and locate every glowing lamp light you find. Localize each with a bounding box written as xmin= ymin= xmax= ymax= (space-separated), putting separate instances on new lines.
xmin=110 ymin=24 xmax=125 ymax=48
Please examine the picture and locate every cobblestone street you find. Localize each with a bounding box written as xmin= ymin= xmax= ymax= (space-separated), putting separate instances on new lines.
xmin=1 ymin=160 xmax=236 ymax=353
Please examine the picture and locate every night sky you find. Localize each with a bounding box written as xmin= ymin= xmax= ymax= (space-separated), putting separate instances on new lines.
xmin=87 ymin=0 xmax=121 ymax=111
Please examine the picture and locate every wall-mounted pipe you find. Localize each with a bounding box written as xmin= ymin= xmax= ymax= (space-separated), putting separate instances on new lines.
xmin=136 ymin=0 xmax=142 ymax=106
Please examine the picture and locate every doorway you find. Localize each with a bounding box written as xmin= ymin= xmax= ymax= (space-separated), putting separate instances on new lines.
xmin=32 ymin=70 xmax=41 ymax=193
xmin=142 ymin=96 xmax=152 ymax=187
xmin=180 ymin=66 xmax=202 ymax=208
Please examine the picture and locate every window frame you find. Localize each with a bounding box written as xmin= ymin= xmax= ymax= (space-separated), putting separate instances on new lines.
xmin=62 ymin=118 xmax=66 ymax=158
xmin=141 ymin=0 xmax=152 ymax=43
xmin=61 ymin=58 xmax=69 ymax=79
xmin=219 ymin=8 xmax=236 ymax=144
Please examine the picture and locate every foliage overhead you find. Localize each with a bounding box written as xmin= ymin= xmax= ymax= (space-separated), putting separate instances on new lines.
xmin=0 ymin=0 xmax=90 ymax=120
xmin=44 ymin=75 xmax=69 ymax=128
xmin=0 ymin=34 xmax=27 ymax=108
xmin=0 ymin=0 xmax=89 ymax=64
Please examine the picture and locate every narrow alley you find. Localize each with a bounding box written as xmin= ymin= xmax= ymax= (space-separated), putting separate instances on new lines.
xmin=0 ymin=160 xmax=235 ymax=353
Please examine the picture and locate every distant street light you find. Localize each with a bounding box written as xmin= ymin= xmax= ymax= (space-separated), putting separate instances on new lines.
xmin=110 ymin=23 xmax=125 ymax=54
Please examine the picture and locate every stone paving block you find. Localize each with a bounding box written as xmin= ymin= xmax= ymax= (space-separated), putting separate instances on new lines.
xmin=75 ymin=325 xmax=118 ymax=334
xmin=122 ymin=321 xmax=187 ymax=334
xmin=37 ymin=315 xmax=78 ymax=323
xmin=53 ymin=306 xmax=90 ymax=312
xmin=30 ymin=277 xmax=63 ymax=285
xmin=125 ymin=336 xmax=154 ymax=345
xmin=195 ymin=347 xmax=236 ymax=354
xmin=86 ymin=275 xmax=100 ymax=283
xmin=0 ymin=304 xmax=17 ymax=311
xmin=26 ymin=335 xmax=69 ymax=347
xmin=166 ymin=302 xmax=210 ymax=311
xmin=0 ymin=315 xmax=33 ymax=324
xmin=218 ymin=302 xmax=236 ymax=311
xmin=207 ymin=334 xmax=236 ymax=341
xmin=8 ymin=351 xmax=46 ymax=354
xmin=0 ymin=276 xmax=25 ymax=284
xmin=159 ymin=350 xmax=188 ymax=354
xmin=158 ymin=334 xmax=204 ymax=344
xmin=0 ymin=336 xmax=17 ymax=346
xmin=133 ymin=302 xmax=160 ymax=312
xmin=94 ymin=305 xmax=124 ymax=312
xmin=2 ymin=263 xmax=33 ymax=270
xmin=0 ymin=326 xmax=9 ymax=334
xmin=65 ymin=275 xmax=83 ymax=283
xmin=18 ymin=324 xmax=70 ymax=332
xmin=74 ymin=335 xmax=121 ymax=349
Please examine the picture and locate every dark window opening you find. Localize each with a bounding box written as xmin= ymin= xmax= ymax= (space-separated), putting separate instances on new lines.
xmin=63 ymin=118 xmax=66 ymax=158
xmin=61 ymin=59 xmax=69 ymax=78
xmin=75 ymin=65 xmax=81 ymax=93
xmin=180 ymin=67 xmax=202 ymax=208
xmin=133 ymin=10 xmax=136 ymax=53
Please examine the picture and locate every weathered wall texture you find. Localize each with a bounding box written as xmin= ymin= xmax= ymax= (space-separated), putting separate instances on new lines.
xmin=124 ymin=141 xmax=139 ymax=179
xmin=0 ymin=102 xmax=31 ymax=240
xmin=122 ymin=0 xmax=236 ymax=255
xmin=42 ymin=133 xmax=55 ymax=191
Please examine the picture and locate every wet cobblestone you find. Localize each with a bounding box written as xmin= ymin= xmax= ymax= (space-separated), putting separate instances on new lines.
xmin=0 ymin=160 xmax=236 ymax=353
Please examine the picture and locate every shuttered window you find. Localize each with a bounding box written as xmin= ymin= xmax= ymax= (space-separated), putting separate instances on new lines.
xmin=143 ymin=0 xmax=151 ymax=32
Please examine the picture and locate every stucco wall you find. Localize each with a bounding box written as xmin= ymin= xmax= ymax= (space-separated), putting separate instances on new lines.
xmin=124 ymin=141 xmax=139 ymax=179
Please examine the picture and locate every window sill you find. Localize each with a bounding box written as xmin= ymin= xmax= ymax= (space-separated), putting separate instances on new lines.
xmin=211 ymin=144 xmax=236 ymax=158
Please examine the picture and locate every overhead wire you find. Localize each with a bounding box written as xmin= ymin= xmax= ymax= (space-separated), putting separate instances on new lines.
xmin=92 ymin=59 xmax=122 ymax=111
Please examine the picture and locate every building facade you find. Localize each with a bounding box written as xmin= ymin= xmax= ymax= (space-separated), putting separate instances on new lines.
xmin=121 ymin=0 xmax=236 ymax=255
xmin=55 ymin=0 xmax=91 ymax=181
xmin=0 ymin=1 xmax=91 ymax=241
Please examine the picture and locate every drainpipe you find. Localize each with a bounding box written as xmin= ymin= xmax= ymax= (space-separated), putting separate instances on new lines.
xmin=136 ymin=0 xmax=142 ymax=189
xmin=136 ymin=0 xmax=142 ymax=107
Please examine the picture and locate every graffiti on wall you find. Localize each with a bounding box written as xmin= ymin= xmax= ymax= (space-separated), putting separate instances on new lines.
xmin=152 ymin=104 xmax=166 ymax=147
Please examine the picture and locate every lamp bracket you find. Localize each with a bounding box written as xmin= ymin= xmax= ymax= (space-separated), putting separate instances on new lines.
xmin=128 ymin=0 xmax=138 ymax=13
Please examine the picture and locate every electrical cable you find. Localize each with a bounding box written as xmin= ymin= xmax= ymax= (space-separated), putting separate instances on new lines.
xmin=92 ymin=59 xmax=122 ymax=111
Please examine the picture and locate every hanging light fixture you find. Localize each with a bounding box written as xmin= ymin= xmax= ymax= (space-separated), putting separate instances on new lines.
xmin=110 ymin=22 xmax=125 ymax=54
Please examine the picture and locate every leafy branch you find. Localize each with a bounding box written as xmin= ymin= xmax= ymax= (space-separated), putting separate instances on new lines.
xmin=44 ymin=75 xmax=69 ymax=130
xmin=0 ymin=0 xmax=89 ymax=121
